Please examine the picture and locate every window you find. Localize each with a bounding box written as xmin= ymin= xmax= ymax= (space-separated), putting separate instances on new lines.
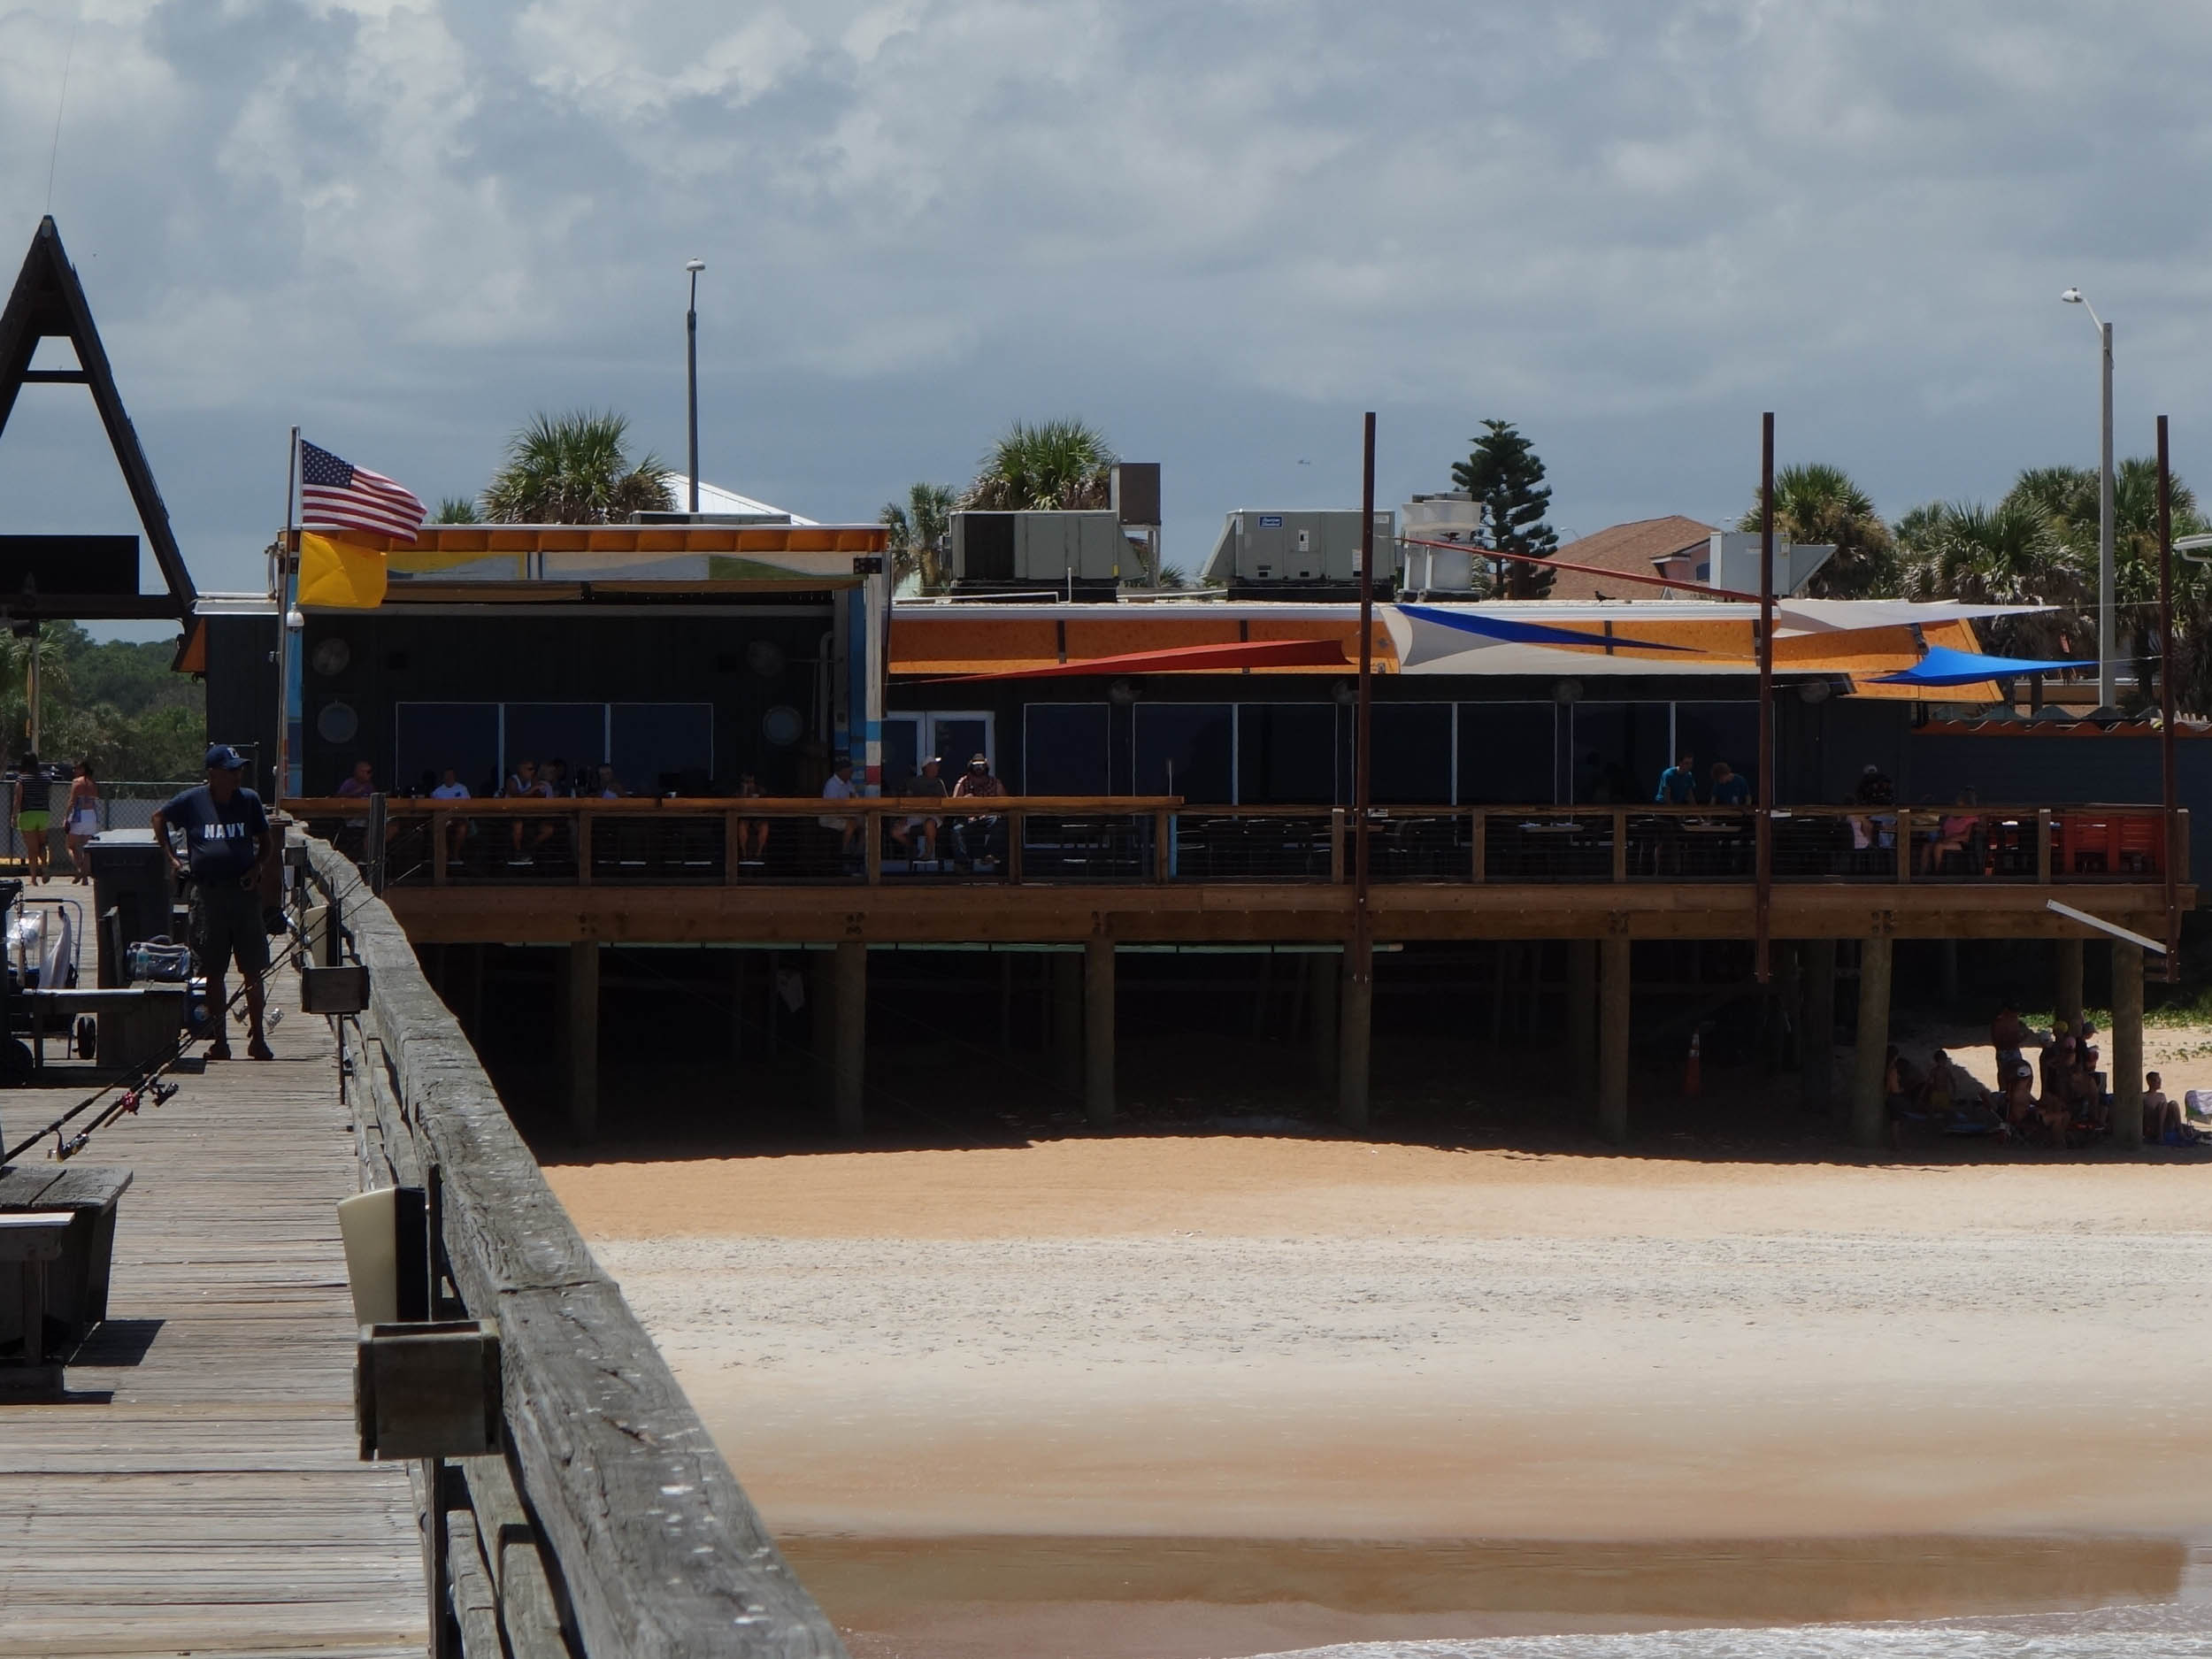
xmin=1025 ymin=704 xmax=1110 ymax=795
xmin=1674 ymin=701 xmax=1760 ymax=797
xmin=395 ymin=703 xmax=498 ymax=798
xmin=881 ymin=717 xmax=922 ymax=791
xmin=1457 ymin=703 xmax=1557 ymax=805
xmin=1371 ymin=703 xmax=1454 ymax=803
xmin=1237 ymin=704 xmax=1337 ymax=804
xmin=1571 ymin=703 xmax=1672 ymax=803
xmin=1135 ymin=703 xmax=1233 ymax=803
xmin=392 ymin=700 xmax=712 ymax=797
xmin=504 ymin=703 xmax=605 ymax=780
xmin=611 ymin=703 xmax=714 ymax=795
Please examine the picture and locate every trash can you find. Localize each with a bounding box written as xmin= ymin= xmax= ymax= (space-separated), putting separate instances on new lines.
xmin=88 ymin=831 xmax=176 ymax=989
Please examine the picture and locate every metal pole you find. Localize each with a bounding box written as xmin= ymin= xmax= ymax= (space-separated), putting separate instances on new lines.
xmin=274 ymin=426 xmax=299 ymax=803
xmin=1344 ymin=410 xmax=1377 ymax=1127
xmin=27 ymin=634 xmax=39 ymax=759
xmin=686 ymin=269 xmax=701 ymax=516
xmin=2159 ymin=413 xmax=2179 ymax=979
xmin=1755 ymin=411 xmax=1775 ymax=984
xmin=2100 ymin=319 xmax=2115 ymax=709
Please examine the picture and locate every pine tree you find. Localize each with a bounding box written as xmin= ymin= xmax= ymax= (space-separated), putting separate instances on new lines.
xmin=1451 ymin=420 xmax=1557 ymax=598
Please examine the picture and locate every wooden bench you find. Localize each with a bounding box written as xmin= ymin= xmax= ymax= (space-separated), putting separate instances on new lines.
xmin=0 ymin=1164 xmax=132 ymax=1392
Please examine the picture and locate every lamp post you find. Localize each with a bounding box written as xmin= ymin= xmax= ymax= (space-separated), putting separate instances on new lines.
xmin=2060 ymin=288 xmax=2116 ymax=710
xmin=685 ymin=258 xmax=706 ymax=516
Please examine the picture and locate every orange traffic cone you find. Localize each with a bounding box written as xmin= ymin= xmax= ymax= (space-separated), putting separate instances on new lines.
xmin=1684 ymin=1030 xmax=1702 ymax=1097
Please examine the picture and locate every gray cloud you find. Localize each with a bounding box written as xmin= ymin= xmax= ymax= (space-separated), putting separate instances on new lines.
xmin=3 ymin=0 xmax=2210 ymax=602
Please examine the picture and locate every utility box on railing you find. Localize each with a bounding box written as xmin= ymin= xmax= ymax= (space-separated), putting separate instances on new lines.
xmin=356 ymin=1318 xmax=503 ymax=1461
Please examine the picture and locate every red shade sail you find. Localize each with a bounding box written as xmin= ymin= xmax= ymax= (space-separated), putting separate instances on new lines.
xmin=926 ymin=636 xmax=1352 ymax=681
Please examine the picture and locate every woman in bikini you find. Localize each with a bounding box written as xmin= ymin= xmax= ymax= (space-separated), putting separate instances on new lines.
xmin=63 ymin=759 xmax=99 ymax=885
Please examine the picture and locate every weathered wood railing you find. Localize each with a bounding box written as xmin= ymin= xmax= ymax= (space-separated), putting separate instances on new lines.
xmin=287 ymin=795 xmax=2191 ymax=891
xmin=295 ymin=834 xmax=847 ymax=1659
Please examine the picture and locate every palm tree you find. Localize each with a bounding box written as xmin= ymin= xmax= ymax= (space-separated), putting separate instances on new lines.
xmin=1897 ymin=498 xmax=2085 ymax=660
xmin=480 ymin=411 xmax=674 ymax=525
xmin=880 ymin=483 xmax=956 ymax=592
xmin=434 ymin=497 xmax=480 ymax=524
xmin=1736 ymin=463 xmax=1897 ymax=597
xmin=963 ymin=419 xmax=1115 ymax=511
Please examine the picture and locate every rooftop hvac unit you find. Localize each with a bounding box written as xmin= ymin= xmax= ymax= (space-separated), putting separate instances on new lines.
xmin=1699 ymin=533 xmax=1837 ymax=597
xmin=1398 ymin=492 xmax=1484 ymax=595
xmin=1200 ymin=510 xmax=1397 ymax=597
xmin=949 ymin=511 xmax=1126 ymax=600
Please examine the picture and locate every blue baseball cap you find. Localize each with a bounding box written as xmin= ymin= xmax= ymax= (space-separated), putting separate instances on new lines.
xmin=204 ymin=744 xmax=247 ymax=771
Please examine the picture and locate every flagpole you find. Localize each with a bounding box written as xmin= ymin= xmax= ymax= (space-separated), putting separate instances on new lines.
xmin=273 ymin=426 xmax=299 ymax=803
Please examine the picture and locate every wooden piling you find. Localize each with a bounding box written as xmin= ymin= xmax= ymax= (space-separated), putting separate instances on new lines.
xmin=1309 ymin=949 xmax=1339 ymax=1081
xmin=1568 ymin=940 xmax=1596 ymax=1107
xmin=1802 ymin=939 xmax=1837 ymax=1119
xmin=566 ymin=941 xmax=598 ymax=1141
xmin=1850 ymin=936 xmax=1893 ymax=1148
xmin=2112 ymin=940 xmax=2144 ymax=1149
xmin=1598 ymin=936 xmax=1629 ymax=1142
xmin=1337 ymin=952 xmax=1371 ymax=1128
xmin=1053 ymin=950 xmax=1083 ymax=1092
xmin=833 ymin=941 xmax=866 ymax=1137
xmin=2055 ymin=936 xmax=2085 ymax=1035
xmin=1084 ymin=937 xmax=1115 ymax=1128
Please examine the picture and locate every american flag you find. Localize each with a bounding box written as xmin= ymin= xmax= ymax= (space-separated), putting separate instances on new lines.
xmin=299 ymin=440 xmax=426 ymax=541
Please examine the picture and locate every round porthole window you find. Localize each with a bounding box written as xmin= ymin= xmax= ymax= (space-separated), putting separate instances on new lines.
xmin=316 ymin=701 xmax=359 ymax=743
xmin=310 ymin=636 xmax=352 ymax=678
xmin=747 ymin=640 xmax=787 ymax=679
xmin=760 ymin=704 xmax=803 ymax=749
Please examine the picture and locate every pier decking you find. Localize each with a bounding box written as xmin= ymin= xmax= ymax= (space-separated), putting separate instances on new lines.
xmin=0 ymin=1018 xmax=426 ymax=1657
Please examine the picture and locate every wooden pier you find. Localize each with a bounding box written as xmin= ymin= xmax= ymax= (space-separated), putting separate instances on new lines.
xmin=0 ymin=1016 xmax=426 ymax=1656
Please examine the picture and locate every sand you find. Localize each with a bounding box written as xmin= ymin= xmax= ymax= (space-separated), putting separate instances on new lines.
xmin=545 ymin=1035 xmax=2212 ymax=1657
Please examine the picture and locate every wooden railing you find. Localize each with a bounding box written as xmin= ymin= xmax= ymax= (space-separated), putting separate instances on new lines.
xmin=284 ymin=797 xmax=2190 ymax=891
xmin=295 ymin=836 xmax=847 ymax=1659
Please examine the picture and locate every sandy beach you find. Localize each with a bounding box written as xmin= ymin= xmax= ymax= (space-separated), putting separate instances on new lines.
xmin=546 ymin=1048 xmax=2212 ymax=1659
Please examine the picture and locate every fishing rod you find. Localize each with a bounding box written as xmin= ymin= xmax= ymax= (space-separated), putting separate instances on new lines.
xmin=3 ymin=934 xmax=294 ymax=1166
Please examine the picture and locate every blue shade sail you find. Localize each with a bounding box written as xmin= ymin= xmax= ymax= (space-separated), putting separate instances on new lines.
xmin=1869 ymin=644 xmax=2090 ymax=687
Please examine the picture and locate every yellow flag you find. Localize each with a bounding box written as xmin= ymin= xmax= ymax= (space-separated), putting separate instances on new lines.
xmin=297 ymin=532 xmax=388 ymax=609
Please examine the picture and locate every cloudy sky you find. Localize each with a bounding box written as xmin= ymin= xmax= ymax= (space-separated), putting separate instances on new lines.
xmin=4 ymin=0 xmax=2210 ymax=618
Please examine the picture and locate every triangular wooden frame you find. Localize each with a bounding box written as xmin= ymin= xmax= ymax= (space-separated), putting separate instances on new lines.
xmin=0 ymin=216 xmax=197 ymax=618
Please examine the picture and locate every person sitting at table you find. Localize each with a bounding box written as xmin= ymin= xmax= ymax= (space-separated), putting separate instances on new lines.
xmin=733 ymin=772 xmax=772 ymax=864
xmin=1708 ymin=759 xmax=1750 ymax=808
xmin=818 ymin=754 xmax=863 ymax=861
xmin=503 ymin=757 xmax=558 ymax=862
xmin=1919 ymin=787 xmax=1981 ymax=875
xmin=1848 ymin=763 xmax=1896 ymax=851
xmin=950 ymin=752 xmax=1008 ymax=867
xmin=430 ymin=766 xmax=471 ymax=872
xmin=1655 ymin=752 xmax=1699 ymax=805
xmin=889 ymin=755 xmax=948 ymax=862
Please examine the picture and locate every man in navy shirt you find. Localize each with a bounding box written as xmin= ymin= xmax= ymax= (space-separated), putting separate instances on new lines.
xmin=150 ymin=745 xmax=277 ymax=1062
xmin=1708 ymin=759 xmax=1751 ymax=806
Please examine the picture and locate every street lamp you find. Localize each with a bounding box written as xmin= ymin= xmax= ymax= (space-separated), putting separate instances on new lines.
xmin=685 ymin=258 xmax=706 ymax=516
xmin=2060 ymin=287 xmax=2116 ymax=710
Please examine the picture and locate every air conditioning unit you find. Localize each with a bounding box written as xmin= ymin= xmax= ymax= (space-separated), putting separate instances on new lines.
xmin=1398 ymin=492 xmax=1483 ymax=595
xmin=1700 ymin=533 xmax=1836 ymax=597
xmin=1200 ymin=510 xmax=1397 ymax=596
xmin=949 ymin=511 xmax=1125 ymax=600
